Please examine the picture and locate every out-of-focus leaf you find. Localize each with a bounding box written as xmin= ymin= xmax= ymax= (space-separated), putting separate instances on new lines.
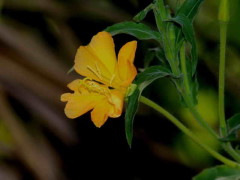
xmin=105 ymin=21 xmax=161 ymax=42
xmin=221 ymin=113 xmax=240 ymax=142
xmin=133 ymin=3 xmax=153 ymax=22
xmin=0 ymin=24 xmax=71 ymax=85
xmin=228 ymin=113 xmax=240 ymax=135
xmin=4 ymin=83 xmax=77 ymax=144
xmin=193 ymin=165 xmax=240 ymax=180
xmin=220 ymin=134 xmax=238 ymax=142
xmin=125 ymin=66 xmax=173 ymax=146
xmin=0 ymin=91 xmax=63 ymax=180
xmin=0 ymin=56 xmax=62 ymax=105
xmin=177 ymin=0 xmax=204 ymax=21
xmin=170 ymin=14 xmax=197 ymax=75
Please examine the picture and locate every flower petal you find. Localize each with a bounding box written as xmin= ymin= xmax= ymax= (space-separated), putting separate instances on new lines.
xmin=64 ymin=93 xmax=103 ymax=119
xmin=67 ymin=79 xmax=82 ymax=91
xmin=117 ymin=41 xmax=137 ymax=87
xmin=74 ymin=32 xmax=117 ymax=85
xmin=90 ymin=100 xmax=111 ymax=128
xmin=88 ymin=32 xmax=117 ymax=74
xmin=90 ymin=89 xmax=125 ymax=127
xmin=108 ymin=89 xmax=125 ymax=118
xmin=61 ymin=93 xmax=72 ymax=102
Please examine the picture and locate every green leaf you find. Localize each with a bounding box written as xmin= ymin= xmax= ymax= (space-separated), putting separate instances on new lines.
xmin=221 ymin=113 xmax=240 ymax=142
xmin=105 ymin=21 xmax=161 ymax=42
xmin=177 ymin=0 xmax=204 ymax=21
xmin=228 ymin=113 xmax=240 ymax=135
xmin=174 ymin=0 xmax=203 ymax=74
xmin=220 ymin=134 xmax=238 ymax=142
xmin=193 ymin=165 xmax=240 ymax=180
xmin=125 ymin=66 xmax=173 ymax=146
xmin=133 ymin=4 xmax=153 ymax=22
xmin=125 ymin=88 xmax=140 ymax=147
xmin=135 ymin=66 xmax=172 ymax=91
xmin=170 ymin=14 xmax=197 ymax=75
xmin=220 ymin=113 xmax=240 ymax=142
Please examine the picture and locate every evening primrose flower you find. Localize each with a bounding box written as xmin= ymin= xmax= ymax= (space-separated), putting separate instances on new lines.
xmin=61 ymin=31 xmax=137 ymax=127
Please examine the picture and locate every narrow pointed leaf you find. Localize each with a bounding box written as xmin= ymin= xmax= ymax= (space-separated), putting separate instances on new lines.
xmin=125 ymin=89 xmax=140 ymax=147
xmin=125 ymin=66 xmax=173 ymax=146
xmin=105 ymin=21 xmax=161 ymax=42
xmin=133 ymin=4 xmax=153 ymax=22
xmin=177 ymin=0 xmax=204 ymax=21
xmin=228 ymin=113 xmax=240 ymax=135
xmin=220 ymin=113 xmax=240 ymax=142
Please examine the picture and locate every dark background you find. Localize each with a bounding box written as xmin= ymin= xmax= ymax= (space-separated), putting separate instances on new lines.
xmin=0 ymin=0 xmax=240 ymax=179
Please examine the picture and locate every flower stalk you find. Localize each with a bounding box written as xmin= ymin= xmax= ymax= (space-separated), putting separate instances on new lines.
xmin=218 ymin=0 xmax=229 ymax=137
xmin=139 ymin=96 xmax=240 ymax=169
xmin=217 ymin=0 xmax=240 ymax=162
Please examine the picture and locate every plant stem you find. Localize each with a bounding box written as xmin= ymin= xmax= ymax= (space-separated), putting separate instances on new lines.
xmin=180 ymin=43 xmax=218 ymax=139
xmin=180 ymin=42 xmax=191 ymax=101
xmin=218 ymin=0 xmax=240 ymax=162
xmin=219 ymin=22 xmax=228 ymax=137
xmin=219 ymin=26 xmax=240 ymax=161
xmin=223 ymin=143 xmax=240 ymax=162
xmin=139 ymin=96 xmax=240 ymax=169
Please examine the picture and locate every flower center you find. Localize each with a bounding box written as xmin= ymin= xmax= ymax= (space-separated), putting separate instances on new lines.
xmin=80 ymin=78 xmax=111 ymax=98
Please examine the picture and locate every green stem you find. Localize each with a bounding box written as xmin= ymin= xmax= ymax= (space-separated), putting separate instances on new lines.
xmin=180 ymin=43 xmax=218 ymax=139
xmin=139 ymin=96 xmax=240 ymax=169
xmin=180 ymin=42 xmax=191 ymax=101
xmin=219 ymin=22 xmax=228 ymax=137
xmin=218 ymin=0 xmax=240 ymax=162
xmin=223 ymin=143 xmax=240 ymax=162
xmin=219 ymin=26 xmax=240 ymax=161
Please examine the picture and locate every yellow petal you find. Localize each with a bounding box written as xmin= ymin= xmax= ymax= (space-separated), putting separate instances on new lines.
xmin=61 ymin=93 xmax=72 ymax=102
xmin=117 ymin=41 xmax=137 ymax=87
xmin=88 ymin=32 xmax=117 ymax=74
xmin=67 ymin=79 xmax=82 ymax=91
xmin=64 ymin=93 xmax=103 ymax=119
xmin=90 ymin=89 xmax=125 ymax=128
xmin=108 ymin=89 xmax=125 ymax=118
xmin=118 ymin=41 xmax=137 ymax=63
xmin=90 ymin=100 xmax=111 ymax=128
xmin=74 ymin=32 xmax=117 ymax=85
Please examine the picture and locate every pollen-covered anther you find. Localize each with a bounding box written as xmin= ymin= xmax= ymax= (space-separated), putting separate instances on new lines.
xmin=81 ymin=79 xmax=111 ymax=97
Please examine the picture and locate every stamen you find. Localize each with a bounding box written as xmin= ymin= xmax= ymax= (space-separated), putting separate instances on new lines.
xmin=109 ymin=74 xmax=115 ymax=86
xmin=87 ymin=65 xmax=103 ymax=80
xmin=81 ymin=79 xmax=111 ymax=98
xmin=94 ymin=62 xmax=102 ymax=78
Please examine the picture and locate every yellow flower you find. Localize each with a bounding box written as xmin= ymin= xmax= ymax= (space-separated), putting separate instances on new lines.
xmin=61 ymin=31 xmax=137 ymax=127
